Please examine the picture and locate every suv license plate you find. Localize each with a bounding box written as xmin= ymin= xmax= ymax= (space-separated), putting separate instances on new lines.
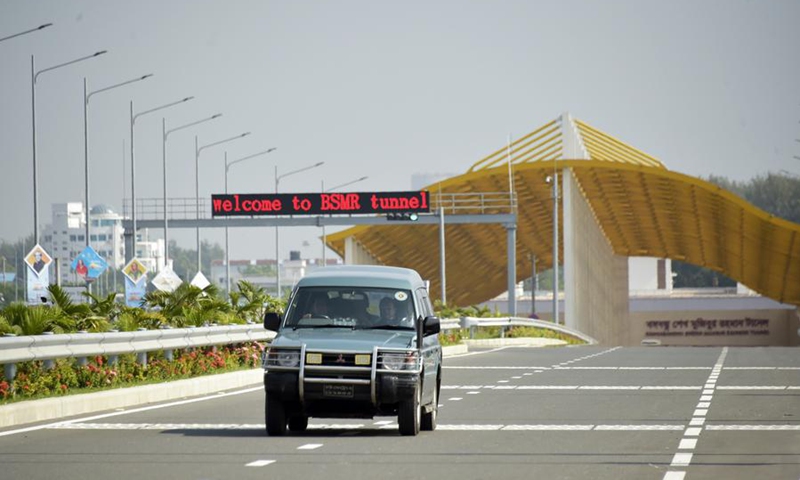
xmin=323 ymin=384 xmax=354 ymax=398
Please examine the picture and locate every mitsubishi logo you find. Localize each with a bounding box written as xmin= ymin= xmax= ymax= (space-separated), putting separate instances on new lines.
xmin=335 ymin=354 xmax=346 ymax=364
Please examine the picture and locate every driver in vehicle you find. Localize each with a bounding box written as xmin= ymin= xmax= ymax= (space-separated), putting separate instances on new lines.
xmin=303 ymin=294 xmax=329 ymax=318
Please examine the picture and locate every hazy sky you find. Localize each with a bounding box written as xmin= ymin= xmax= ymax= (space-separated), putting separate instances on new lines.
xmin=2 ymin=0 xmax=799 ymax=262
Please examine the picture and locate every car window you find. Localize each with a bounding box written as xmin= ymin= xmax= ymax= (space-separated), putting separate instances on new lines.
xmin=285 ymin=286 xmax=415 ymax=329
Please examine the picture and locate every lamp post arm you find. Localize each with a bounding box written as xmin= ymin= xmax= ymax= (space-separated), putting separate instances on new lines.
xmin=0 ymin=23 xmax=53 ymax=43
xmin=87 ymin=74 xmax=153 ymax=102
xmin=199 ymin=132 xmax=251 ymax=154
xmin=134 ymin=96 xmax=194 ymax=123
xmin=277 ymin=161 xmax=325 ymax=182
xmin=326 ymin=175 xmax=368 ymax=192
xmin=226 ymin=148 xmax=276 ymax=171
xmin=166 ymin=113 xmax=222 ymax=139
xmin=35 ymin=50 xmax=107 ymax=82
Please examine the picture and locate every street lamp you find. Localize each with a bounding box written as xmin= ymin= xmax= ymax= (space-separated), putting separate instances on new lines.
xmin=0 ymin=23 xmax=52 ymax=43
xmin=195 ymin=132 xmax=251 ymax=275
xmin=224 ymin=148 xmax=277 ymax=295
xmin=321 ymin=176 xmax=368 ymax=266
xmin=84 ymin=74 xmax=153 ymax=251
xmin=163 ymin=114 xmax=222 ymax=263
xmin=546 ymin=173 xmax=559 ymax=324
xmin=129 ymin=96 xmax=194 ymax=262
xmin=275 ymin=161 xmax=325 ymax=296
xmin=31 ymin=50 xmax=107 ymax=245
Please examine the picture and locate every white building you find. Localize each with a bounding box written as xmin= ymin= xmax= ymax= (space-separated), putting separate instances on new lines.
xmin=42 ymin=202 xmax=164 ymax=285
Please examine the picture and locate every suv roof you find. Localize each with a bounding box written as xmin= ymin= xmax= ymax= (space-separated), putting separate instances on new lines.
xmin=297 ymin=265 xmax=425 ymax=290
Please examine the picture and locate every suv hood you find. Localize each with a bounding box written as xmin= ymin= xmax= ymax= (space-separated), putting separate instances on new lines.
xmin=272 ymin=328 xmax=416 ymax=352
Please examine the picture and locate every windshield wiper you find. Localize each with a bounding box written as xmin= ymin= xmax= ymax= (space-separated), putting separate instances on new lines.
xmin=292 ymin=323 xmax=354 ymax=330
xmin=359 ymin=324 xmax=414 ymax=331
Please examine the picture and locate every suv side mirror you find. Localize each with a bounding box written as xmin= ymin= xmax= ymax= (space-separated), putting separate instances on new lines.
xmin=423 ymin=315 xmax=441 ymax=336
xmin=264 ymin=312 xmax=282 ymax=331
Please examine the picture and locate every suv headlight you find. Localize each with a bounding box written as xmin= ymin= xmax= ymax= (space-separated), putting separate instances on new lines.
xmin=382 ymin=352 xmax=418 ymax=371
xmin=266 ymin=349 xmax=300 ymax=368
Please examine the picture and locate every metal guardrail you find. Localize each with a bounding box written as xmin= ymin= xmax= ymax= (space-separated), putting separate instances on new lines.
xmin=1 ymin=318 xmax=594 ymax=381
xmin=1 ymin=324 xmax=275 ymax=380
xmin=439 ymin=316 xmax=598 ymax=345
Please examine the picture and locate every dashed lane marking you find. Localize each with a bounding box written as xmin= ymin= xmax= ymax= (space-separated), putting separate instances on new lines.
xmin=298 ymin=443 xmax=323 ymax=450
xmin=44 ymin=422 xmax=800 ymax=432
xmin=246 ymin=460 xmax=275 ymax=467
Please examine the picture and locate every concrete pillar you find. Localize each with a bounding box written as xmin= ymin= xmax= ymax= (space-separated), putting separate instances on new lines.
xmin=344 ymin=237 xmax=380 ymax=265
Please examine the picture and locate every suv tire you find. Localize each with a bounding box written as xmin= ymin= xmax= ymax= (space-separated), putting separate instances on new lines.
xmin=266 ymin=396 xmax=287 ymax=436
xmin=421 ymin=382 xmax=438 ymax=431
xmin=398 ymin=383 xmax=421 ymax=436
xmin=288 ymin=415 xmax=309 ymax=432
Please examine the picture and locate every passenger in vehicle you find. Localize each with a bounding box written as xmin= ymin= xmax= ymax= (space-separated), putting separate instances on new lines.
xmin=379 ymin=297 xmax=402 ymax=325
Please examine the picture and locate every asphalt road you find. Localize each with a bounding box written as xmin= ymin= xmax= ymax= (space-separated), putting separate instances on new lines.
xmin=1 ymin=346 xmax=798 ymax=480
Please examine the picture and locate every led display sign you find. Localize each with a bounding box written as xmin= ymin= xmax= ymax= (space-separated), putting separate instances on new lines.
xmin=211 ymin=191 xmax=430 ymax=217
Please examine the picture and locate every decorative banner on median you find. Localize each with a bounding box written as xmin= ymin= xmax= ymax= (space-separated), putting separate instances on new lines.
xmin=71 ymin=246 xmax=108 ymax=282
xmin=125 ymin=276 xmax=147 ymax=307
xmin=211 ymin=191 xmax=430 ymax=217
xmin=122 ymin=258 xmax=148 ymax=283
xmin=152 ymin=266 xmax=182 ymax=293
xmin=24 ymin=244 xmax=52 ymax=278
xmin=26 ymin=264 xmax=49 ymax=304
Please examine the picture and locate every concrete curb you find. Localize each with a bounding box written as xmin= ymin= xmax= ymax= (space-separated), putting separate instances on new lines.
xmin=0 ymin=341 xmax=512 ymax=429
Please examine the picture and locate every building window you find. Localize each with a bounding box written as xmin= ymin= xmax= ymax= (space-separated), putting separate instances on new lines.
xmin=78 ymin=235 xmax=84 ymax=242
xmin=69 ymin=235 xmax=76 ymax=241
xmin=98 ymin=234 xmax=107 ymax=241
xmin=90 ymin=235 xmax=98 ymax=241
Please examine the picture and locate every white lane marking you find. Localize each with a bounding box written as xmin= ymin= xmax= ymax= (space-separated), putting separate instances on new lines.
xmin=641 ymin=386 xmax=702 ymax=390
xmin=246 ymin=460 xmax=275 ymax=467
xmin=444 ymin=366 xmax=550 ymax=370
xmin=0 ymin=386 xmax=263 ymax=438
xmin=578 ymin=386 xmax=639 ymax=390
xmin=467 ymin=391 xmax=480 ymax=395
xmin=443 ymin=346 xmax=511 ymax=358
xmin=671 ymin=452 xmax=693 ymax=467
xmin=690 ymin=418 xmax=705 ymax=426
xmin=706 ymin=425 xmax=800 ymax=431
xmin=697 ymin=402 xmax=711 ymax=408
xmin=512 ymin=376 xmax=522 ymax=379
xmin=516 ymin=386 xmax=579 ymax=390
xmin=678 ymin=438 xmax=697 ymax=449
xmin=494 ymin=386 xmax=516 ymax=390
xmin=594 ymin=425 xmax=684 ymax=431
xmin=49 ymin=422 xmax=800 ymax=432
xmin=788 ymin=387 xmax=800 ymax=390
xmin=298 ymin=443 xmax=323 ymax=450
xmin=702 ymin=389 xmax=714 ymax=395
xmin=663 ymin=472 xmax=686 ymax=480
xmin=497 ymin=380 xmax=509 ymax=383
xmin=534 ymin=370 xmax=544 ymax=373
xmin=448 ymin=397 xmax=463 ymax=401
xmin=373 ymin=420 xmax=393 ymax=425
xmin=693 ymin=409 xmax=708 ymax=417
xmin=716 ymin=386 xmax=787 ymax=390
xmin=524 ymin=373 xmax=534 ymax=376
xmin=700 ymin=395 xmax=713 ymax=401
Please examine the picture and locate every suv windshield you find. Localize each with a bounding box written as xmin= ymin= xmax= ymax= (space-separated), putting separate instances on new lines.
xmin=284 ymin=287 xmax=416 ymax=330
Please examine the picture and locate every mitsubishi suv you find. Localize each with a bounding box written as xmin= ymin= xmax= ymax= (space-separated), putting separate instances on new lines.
xmin=262 ymin=265 xmax=442 ymax=436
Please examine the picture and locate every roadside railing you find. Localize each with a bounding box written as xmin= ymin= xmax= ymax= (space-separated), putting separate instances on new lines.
xmin=0 ymin=324 xmax=275 ymax=381
xmin=1 ymin=317 xmax=595 ymax=381
xmin=439 ymin=316 xmax=597 ymax=345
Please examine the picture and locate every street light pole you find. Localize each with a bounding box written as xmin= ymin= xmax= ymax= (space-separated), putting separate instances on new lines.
xmin=163 ymin=114 xmax=222 ymax=264
xmin=224 ymin=148 xmax=276 ymax=295
xmin=321 ymin=176 xmax=368 ymax=267
xmin=129 ymin=96 xmax=194 ymax=263
xmin=84 ymin=74 xmax=153 ymax=251
xmin=195 ymin=132 xmax=251 ymax=275
xmin=275 ymin=161 xmax=325 ymax=297
xmin=31 ymin=50 xmax=107 ymax=246
xmin=552 ymin=173 xmax=559 ymax=324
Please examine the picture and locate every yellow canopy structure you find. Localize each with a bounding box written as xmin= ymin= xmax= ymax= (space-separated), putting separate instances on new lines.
xmin=326 ymin=116 xmax=800 ymax=308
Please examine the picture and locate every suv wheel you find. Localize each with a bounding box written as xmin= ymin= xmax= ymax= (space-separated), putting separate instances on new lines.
xmin=421 ymin=382 xmax=438 ymax=431
xmin=398 ymin=383 xmax=421 ymax=436
xmin=288 ymin=415 xmax=309 ymax=432
xmin=265 ymin=396 xmax=287 ymax=436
